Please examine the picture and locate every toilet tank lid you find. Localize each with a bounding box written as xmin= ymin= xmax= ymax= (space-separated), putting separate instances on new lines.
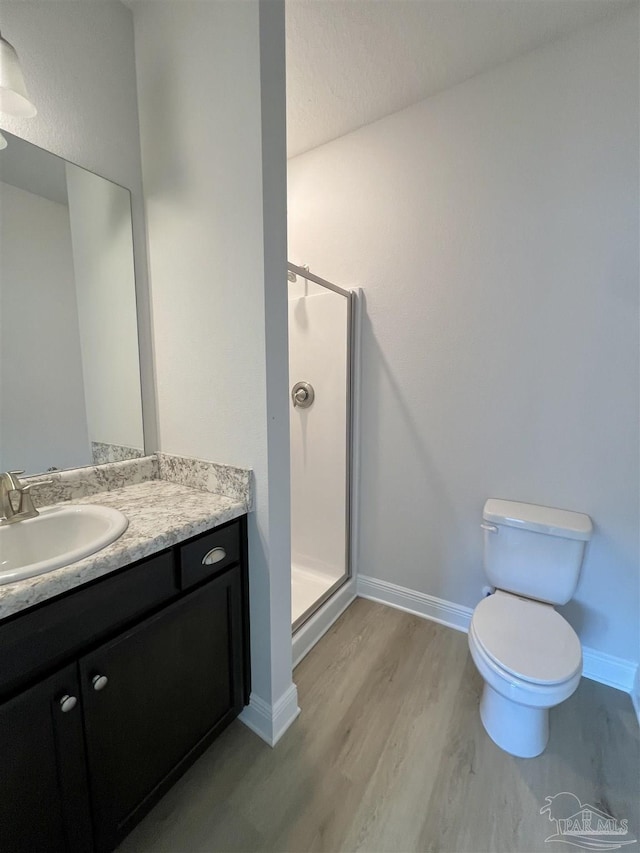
xmin=483 ymin=499 xmax=592 ymax=541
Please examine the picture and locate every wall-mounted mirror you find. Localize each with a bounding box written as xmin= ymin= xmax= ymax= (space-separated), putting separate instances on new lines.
xmin=0 ymin=130 xmax=144 ymax=475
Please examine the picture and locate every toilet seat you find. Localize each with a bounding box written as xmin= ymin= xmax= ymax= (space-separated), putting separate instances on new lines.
xmin=471 ymin=590 xmax=582 ymax=685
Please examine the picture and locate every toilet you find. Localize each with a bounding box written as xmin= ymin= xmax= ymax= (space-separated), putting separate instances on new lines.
xmin=469 ymin=498 xmax=592 ymax=758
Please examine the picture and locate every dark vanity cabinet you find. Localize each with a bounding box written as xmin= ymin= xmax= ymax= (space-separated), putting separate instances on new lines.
xmin=81 ymin=567 xmax=244 ymax=851
xmin=0 ymin=515 xmax=250 ymax=853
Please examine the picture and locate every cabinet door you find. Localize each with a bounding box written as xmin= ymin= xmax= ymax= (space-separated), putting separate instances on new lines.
xmin=80 ymin=566 xmax=244 ymax=852
xmin=0 ymin=664 xmax=92 ymax=853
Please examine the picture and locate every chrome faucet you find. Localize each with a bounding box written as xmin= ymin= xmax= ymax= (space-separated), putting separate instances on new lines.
xmin=0 ymin=470 xmax=52 ymax=525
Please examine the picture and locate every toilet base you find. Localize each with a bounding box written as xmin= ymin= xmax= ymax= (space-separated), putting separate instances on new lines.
xmin=479 ymin=683 xmax=549 ymax=758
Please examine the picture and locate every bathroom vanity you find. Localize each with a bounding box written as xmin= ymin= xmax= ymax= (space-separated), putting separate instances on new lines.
xmin=0 ymin=456 xmax=252 ymax=853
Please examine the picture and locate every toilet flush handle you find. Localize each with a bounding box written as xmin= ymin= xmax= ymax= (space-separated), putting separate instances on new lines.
xmin=480 ymin=522 xmax=498 ymax=533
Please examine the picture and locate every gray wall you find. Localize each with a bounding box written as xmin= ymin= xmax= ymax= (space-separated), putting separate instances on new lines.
xmin=288 ymin=9 xmax=639 ymax=664
xmin=0 ymin=182 xmax=91 ymax=473
xmin=133 ymin=0 xmax=294 ymax=717
xmin=66 ymin=164 xmax=144 ymax=452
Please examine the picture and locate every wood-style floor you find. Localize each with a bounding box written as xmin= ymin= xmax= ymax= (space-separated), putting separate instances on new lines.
xmin=118 ymin=598 xmax=639 ymax=853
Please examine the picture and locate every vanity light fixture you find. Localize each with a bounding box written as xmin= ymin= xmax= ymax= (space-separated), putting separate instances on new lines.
xmin=0 ymin=30 xmax=37 ymax=117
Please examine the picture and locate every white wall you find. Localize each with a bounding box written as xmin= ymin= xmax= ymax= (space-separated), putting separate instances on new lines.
xmin=0 ymin=0 xmax=156 ymax=451
xmin=288 ymin=9 xmax=639 ymax=664
xmin=0 ymin=181 xmax=91 ymax=473
xmin=66 ymin=163 xmax=144 ymax=451
xmin=133 ymin=0 xmax=294 ymax=727
xmin=289 ymin=288 xmax=348 ymax=580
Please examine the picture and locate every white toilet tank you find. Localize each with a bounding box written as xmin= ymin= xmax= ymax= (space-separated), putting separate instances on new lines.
xmin=482 ymin=499 xmax=592 ymax=605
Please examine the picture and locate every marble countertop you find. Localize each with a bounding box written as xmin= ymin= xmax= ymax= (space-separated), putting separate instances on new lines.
xmin=0 ymin=480 xmax=246 ymax=621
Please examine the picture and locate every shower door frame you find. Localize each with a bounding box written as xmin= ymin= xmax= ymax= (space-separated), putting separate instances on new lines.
xmin=288 ymin=262 xmax=356 ymax=633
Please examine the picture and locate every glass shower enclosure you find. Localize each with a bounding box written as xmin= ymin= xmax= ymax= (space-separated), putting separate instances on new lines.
xmin=288 ymin=263 xmax=354 ymax=631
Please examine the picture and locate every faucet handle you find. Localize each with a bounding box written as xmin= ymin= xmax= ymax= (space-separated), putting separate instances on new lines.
xmin=9 ymin=470 xmax=25 ymax=476
xmin=17 ymin=481 xmax=53 ymax=516
xmin=21 ymin=480 xmax=54 ymax=492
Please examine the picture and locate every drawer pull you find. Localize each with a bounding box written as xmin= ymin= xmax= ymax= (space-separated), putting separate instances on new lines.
xmin=202 ymin=547 xmax=226 ymax=566
xmin=59 ymin=694 xmax=77 ymax=713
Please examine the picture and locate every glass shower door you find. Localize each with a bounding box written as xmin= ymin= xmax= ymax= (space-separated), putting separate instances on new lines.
xmin=288 ymin=265 xmax=353 ymax=631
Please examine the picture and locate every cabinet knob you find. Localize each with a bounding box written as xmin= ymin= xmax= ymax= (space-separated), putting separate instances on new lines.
xmin=59 ymin=694 xmax=77 ymax=713
xmin=92 ymin=674 xmax=108 ymax=692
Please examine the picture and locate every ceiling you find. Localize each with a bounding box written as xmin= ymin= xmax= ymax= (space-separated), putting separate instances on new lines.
xmin=286 ymin=0 xmax=635 ymax=157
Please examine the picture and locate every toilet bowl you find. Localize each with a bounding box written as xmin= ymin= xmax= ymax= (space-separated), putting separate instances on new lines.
xmin=469 ymin=590 xmax=582 ymax=757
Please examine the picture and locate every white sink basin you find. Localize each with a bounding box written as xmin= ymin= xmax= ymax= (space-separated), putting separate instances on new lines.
xmin=0 ymin=504 xmax=128 ymax=585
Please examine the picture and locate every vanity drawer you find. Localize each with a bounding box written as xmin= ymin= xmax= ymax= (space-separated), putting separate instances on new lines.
xmin=178 ymin=520 xmax=240 ymax=589
xmin=0 ymin=551 xmax=177 ymax=698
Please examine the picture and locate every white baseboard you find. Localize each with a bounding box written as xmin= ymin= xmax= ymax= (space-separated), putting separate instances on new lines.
xmin=293 ymin=577 xmax=357 ymax=668
xmin=239 ymin=683 xmax=300 ymax=747
xmin=357 ymin=574 xmax=472 ymax=633
xmin=581 ymin=646 xmax=638 ymax=694
xmin=357 ymin=574 xmax=638 ymax=700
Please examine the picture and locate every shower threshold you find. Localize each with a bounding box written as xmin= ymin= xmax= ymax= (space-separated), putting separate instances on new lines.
xmin=292 ymin=565 xmax=349 ymax=633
